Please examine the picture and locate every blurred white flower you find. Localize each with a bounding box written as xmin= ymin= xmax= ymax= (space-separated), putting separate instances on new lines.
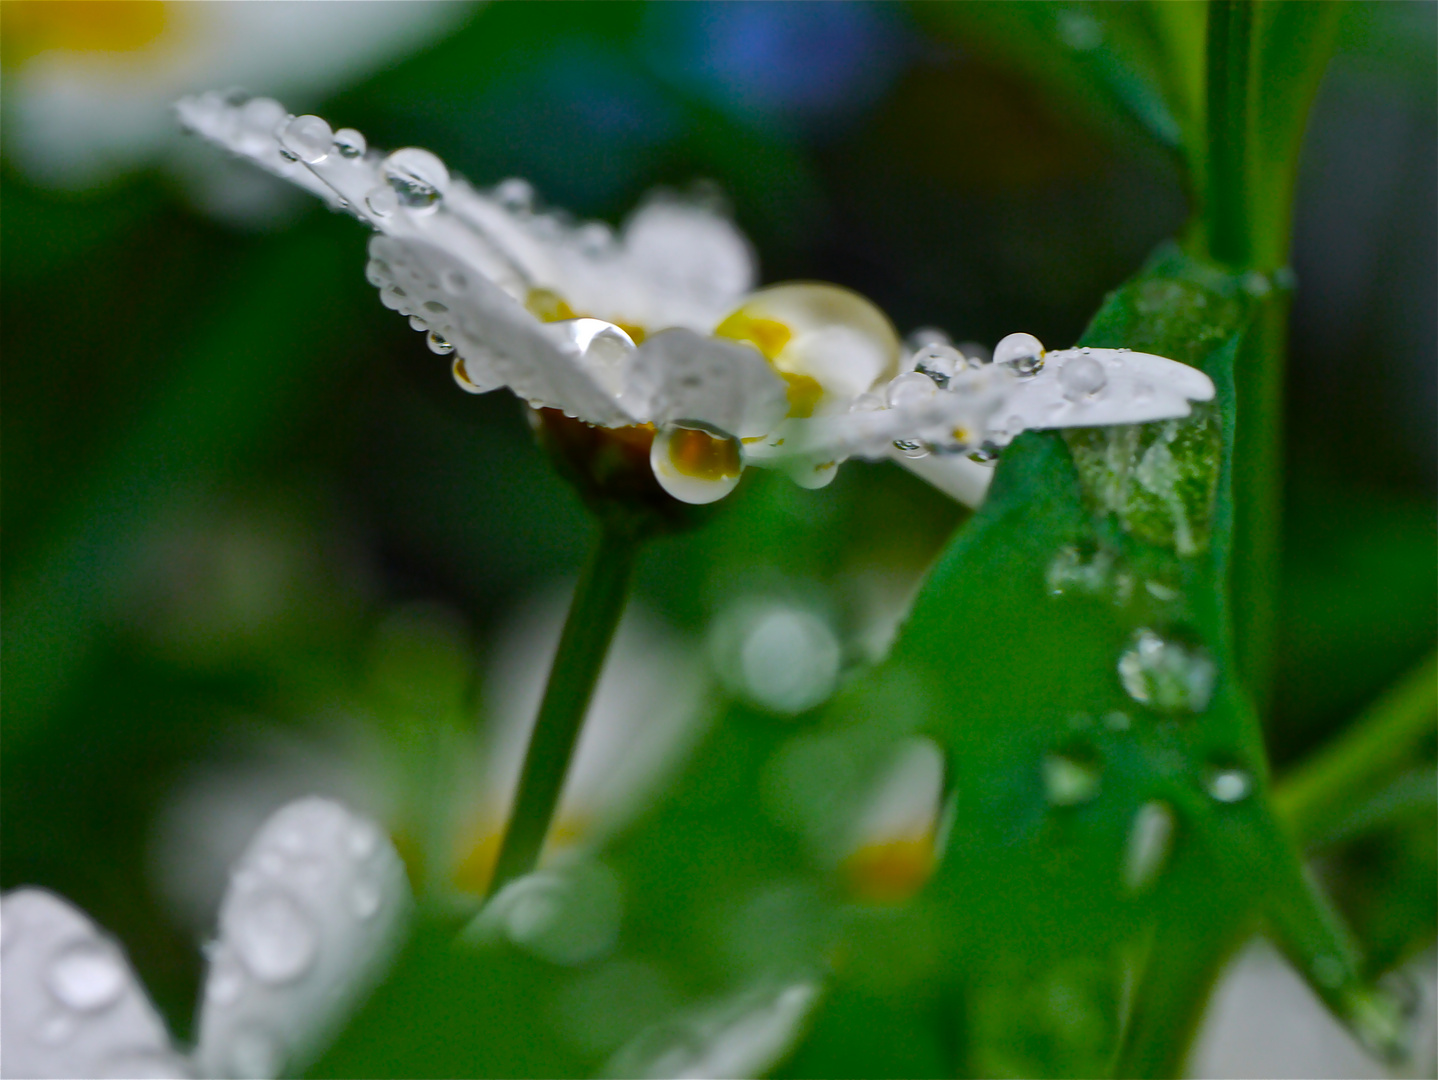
xmin=176 ymin=95 xmax=1217 ymax=504
xmin=2 ymin=797 xmax=410 ymax=1080
xmin=836 ymin=736 xmax=947 ymax=904
xmin=4 ymin=2 xmax=467 ymax=220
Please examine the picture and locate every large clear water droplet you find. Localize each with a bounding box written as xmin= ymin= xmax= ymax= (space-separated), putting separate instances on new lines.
xmin=1123 ymin=800 xmax=1174 ymax=892
xmin=230 ymin=889 xmax=317 ymax=984
xmin=910 ymin=343 xmax=964 ymax=389
xmin=427 ymin=331 xmax=454 ymax=355
xmin=1059 ymin=354 xmax=1108 ymax=399
xmin=1117 ymin=628 xmax=1215 ymax=713
xmin=332 ymin=127 xmax=366 ymax=160
xmin=382 ymin=148 xmax=449 ymax=211
xmin=892 ymin=438 xmax=930 ymax=459
xmin=993 ymin=332 xmax=1045 ymax=376
xmin=651 ymin=422 xmax=743 ymax=505
xmin=886 ymin=370 xmax=938 ymax=409
xmin=1043 ymin=749 xmax=1101 ymax=806
xmin=408 ymin=314 xmax=429 ymax=333
xmin=279 ymin=115 xmax=332 ymax=164
xmin=47 ymin=940 xmax=126 ymax=1012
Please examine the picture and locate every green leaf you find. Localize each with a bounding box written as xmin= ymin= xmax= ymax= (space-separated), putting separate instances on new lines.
xmin=795 ymin=247 xmax=1390 ymax=1077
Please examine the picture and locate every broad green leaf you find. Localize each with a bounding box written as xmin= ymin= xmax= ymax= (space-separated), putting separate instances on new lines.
xmin=792 ymin=246 xmax=1393 ymax=1077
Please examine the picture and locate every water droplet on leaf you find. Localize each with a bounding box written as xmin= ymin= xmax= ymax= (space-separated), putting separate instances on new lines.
xmin=1117 ymin=628 xmax=1215 ymax=713
xmin=1122 ymin=800 xmax=1174 ymax=892
xmin=1203 ymin=763 xmax=1253 ymax=803
xmin=1043 ymin=750 xmax=1101 ymax=806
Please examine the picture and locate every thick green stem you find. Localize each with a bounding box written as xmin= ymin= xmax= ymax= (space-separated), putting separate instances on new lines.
xmin=1274 ymin=650 xmax=1438 ymax=847
xmin=485 ymin=522 xmax=642 ymax=898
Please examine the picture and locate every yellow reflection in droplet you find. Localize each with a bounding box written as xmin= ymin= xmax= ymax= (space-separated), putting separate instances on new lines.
xmin=668 ymin=426 xmax=742 ymax=481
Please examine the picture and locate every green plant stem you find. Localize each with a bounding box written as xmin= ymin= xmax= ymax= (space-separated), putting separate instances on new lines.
xmin=1274 ymin=650 xmax=1438 ymax=847
xmin=1205 ymin=0 xmax=1255 ymax=267
xmin=485 ymin=522 xmax=642 ymax=899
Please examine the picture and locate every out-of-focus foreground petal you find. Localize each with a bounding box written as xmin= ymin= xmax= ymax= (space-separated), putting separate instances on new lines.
xmin=1 ymin=888 xmax=190 ymax=1080
xmin=193 ymin=797 xmax=411 ymax=1080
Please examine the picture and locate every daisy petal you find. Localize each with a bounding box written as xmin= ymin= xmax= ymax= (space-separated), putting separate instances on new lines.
xmin=624 ymin=329 xmax=788 ymax=438
xmin=1004 ymin=348 xmax=1215 ymax=431
xmin=194 ymin=798 xmax=410 ymax=1080
xmin=0 ymin=889 xmax=189 ymax=1080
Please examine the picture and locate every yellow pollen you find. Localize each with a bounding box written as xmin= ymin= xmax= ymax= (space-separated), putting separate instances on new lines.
xmin=668 ymin=427 xmax=741 ymax=481
xmin=840 ymin=837 xmax=935 ymax=904
xmin=714 ymin=312 xmax=792 ymax=360
xmin=2 ymin=1 xmax=168 ymax=66
xmin=952 ymin=427 xmax=972 ymax=444
xmin=780 ymin=371 xmax=824 ymax=419
xmin=524 ymin=287 xmax=646 ymax=343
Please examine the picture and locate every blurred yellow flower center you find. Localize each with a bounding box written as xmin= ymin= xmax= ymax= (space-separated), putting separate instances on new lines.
xmin=667 ymin=425 xmax=742 ymax=481
xmin=841 ymin=836 xmax=936 ymax=904
xmin=526 ymin=287 xmax=647 ymax=344
xmin=1 ymin=0 xmax=168 ymax=66
xmin=451 ymin=814 xmax=591 ymax=895
xmin=714 ymin=310 xmax=827 ymax=419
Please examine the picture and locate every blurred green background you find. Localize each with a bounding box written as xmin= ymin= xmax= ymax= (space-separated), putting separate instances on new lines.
xmin=3 ymin=2 xmax=1434 ymax=1075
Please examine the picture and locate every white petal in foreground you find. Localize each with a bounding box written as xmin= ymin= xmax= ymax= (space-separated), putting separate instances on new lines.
xmin=194 ymin=798 xmax=411 ymax=1080
xmin=1001 ymin=347 xmax=1216 ymax=431
xmin=603 ymin=979 xmax=822 ymax=1080
xmin=0 ymin=889 xmax=190 ymax=1080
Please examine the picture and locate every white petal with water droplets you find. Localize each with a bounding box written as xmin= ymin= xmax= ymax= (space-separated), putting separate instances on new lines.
xmin=194 ymin=798 xmax=411 ymax=1080
xmin=602 ymin=979 xmax=822 ymax=1079
xmin=1003 ymin=348 xmax=1214 ymax=430
xmin=623 ymin=329 xmax=787 ymax=439
xmin=0 ymin=889 xmax=190 ymax=1080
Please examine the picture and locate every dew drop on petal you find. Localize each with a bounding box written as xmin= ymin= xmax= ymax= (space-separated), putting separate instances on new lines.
xmin=651 ymin=423 xmax=743 ymax=504
xmin=911 ymin=343 xmax=964 ymax=389
xmin=47 ymin=940 xmax=127 ymax=1012
xmin=903 ymin=326 xmax=951 ymax=355
xmin=408 ymin=314 xmax=429 ymax=333
xmin=1117 ymin=628 xmax=1215 ymax=714
xmin=886 ymin=370 xmax=939 ymax=409
xmin=366 ymin=185 xmax=399 ymax=218
xmin=383 ymin=148 xmax=449 ymax=211
xmin=230 ymin=889 xmax=317 ymax=984
xmin=279 ymin=115 xmax=332 ymax=164
xmin=1123 ymin=800 xmax=1174 ymax=892
xmin=441 ymin=269 xmax=468 ymax=294
xmin=332 ymin=127 xmax=366 ymax=159
xmin=892 ymin=439 xmax=930 ymax=459
xmin=350 ymin=883 xmax=382 ymax=921
xmin=427 ymin=332 xmax=454 ymax=355
xmin=993 ymin=332 xmax=1045 ymax=376
xmin=494 ymin=177 xmax=534 ymax=214
xmin=1058 ymin=355 xmax=1108 ymax=399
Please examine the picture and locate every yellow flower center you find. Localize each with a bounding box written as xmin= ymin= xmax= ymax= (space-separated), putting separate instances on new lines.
xmin=840 ymin=836 xmax=936 ymax=904
xmin=525 ymin=287 xmax=647 ymax=344
xmin=2 ymin=0 xmax=169 ymax=66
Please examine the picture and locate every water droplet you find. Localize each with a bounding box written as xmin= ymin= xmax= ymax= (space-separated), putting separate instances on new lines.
xmin=1117 ymin=628 xmax=1215 ymax=713
xmin=279 ymin=115 xmax=332 ymax=164
xmin=1058 ymin=355 xmax=1108 ymax=399
xmin=441 ymin=269 xmax=468 ymax=294
xmin=651 ymin=422 xmax=743 ymax=504
xmin=1045 ymin=544 xmax=1114 ymax=598
xmin=452 ymin=356 xmax=489 ymax=393
xmin=910 ymin=343 xmax=964 ymax=389
xmin=366 ymin=185 xmax=399 ymax=218
xmin=351 ymin=882 xmax=382 ymax=920
xmin=1122 ymin=800 xmax=1174 ymax=892
xmin=1203 ymin=762 xmax=1253 ymax=803
xmin=427 ymin=331 xmax=454 ymax=355
xmin=993 ymin=332 xmax=1045 ymax=376
xmin=408 ymin=314 xmax=429 ymax=333
xmin=383 ymin=148 xmax=449 ymax=211
xmin=47 ymin=940 xmax=126 ymax=1012
xmin=207 ymin=959 xmax=244 ymax=1005
xmin=277 ymin=147 xmax=299 ymax=163
xmin=378 ymin=284 xmax=408 ymax=312
xmin=892 ymin=438 xmax=930 ymax=459
xmin=577 ymin=221 xmax=615 ymax=255
xmin=494 ymin=177 xmax=534 ymax=214
xmin=37 ymin=1011 xmax=76 ymax=1045
xmin=1043 ymin=749 xmax=1101 ymax=806
xmin=886 ymin=370 xmax=939 ymax=409
xmin=230 ymin=889 xmax=317 ymax=984
xmin=227 ymin=1027 xmax=281 ymax=1080
xmin=903 ymin=326 xmax=951 ymax=355
xmin=332 ymin=127 xmax=366 ymax=159
xmin=1343 ymin=982 xmax=1417 ymax=1065
xmin=967 ymin=442 xmax=1002 ymax=465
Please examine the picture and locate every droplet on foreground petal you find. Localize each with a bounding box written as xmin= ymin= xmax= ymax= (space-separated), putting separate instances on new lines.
xmin=993 ymin=332 xmax=1046 ymax=376
xmin=279 ymin=115 xmax=333 ymax=165
xmin=1 ymin=890 xmax=188 ymax=1080
xmin=650 ymin=422 xmax=744 ymax=504
xmin=381 ymin=148 xmax=448 ymax=211
xmin=195 ymin=798 xmax=411 ymax=1080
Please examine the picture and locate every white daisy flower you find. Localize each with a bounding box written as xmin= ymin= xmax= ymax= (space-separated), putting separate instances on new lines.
xmin=5 ymin=1 xmax=469 ymax=203
xmin=2 ymin=797 xmax=410 ymax=1080
xmin=175 ymin=94 xmax=1216 ymax=506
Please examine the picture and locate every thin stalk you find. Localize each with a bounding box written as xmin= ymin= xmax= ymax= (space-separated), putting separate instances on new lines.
xmin=1274 ymin=650 xmax=1438 ymax=846
xmin=1204 ymin=0 xmax=1255 ymax=267
xmin=485 ymin=522 xmax=642 ymax=898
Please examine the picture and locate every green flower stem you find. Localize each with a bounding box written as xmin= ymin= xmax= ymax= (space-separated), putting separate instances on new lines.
xmin=1205 ymin=0 xmax=1256 ymax=268
xmin=485 ymin=521 xmax=643 ymax=899
xmin=1274 ymin=650 xmax=1438 ymax=847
